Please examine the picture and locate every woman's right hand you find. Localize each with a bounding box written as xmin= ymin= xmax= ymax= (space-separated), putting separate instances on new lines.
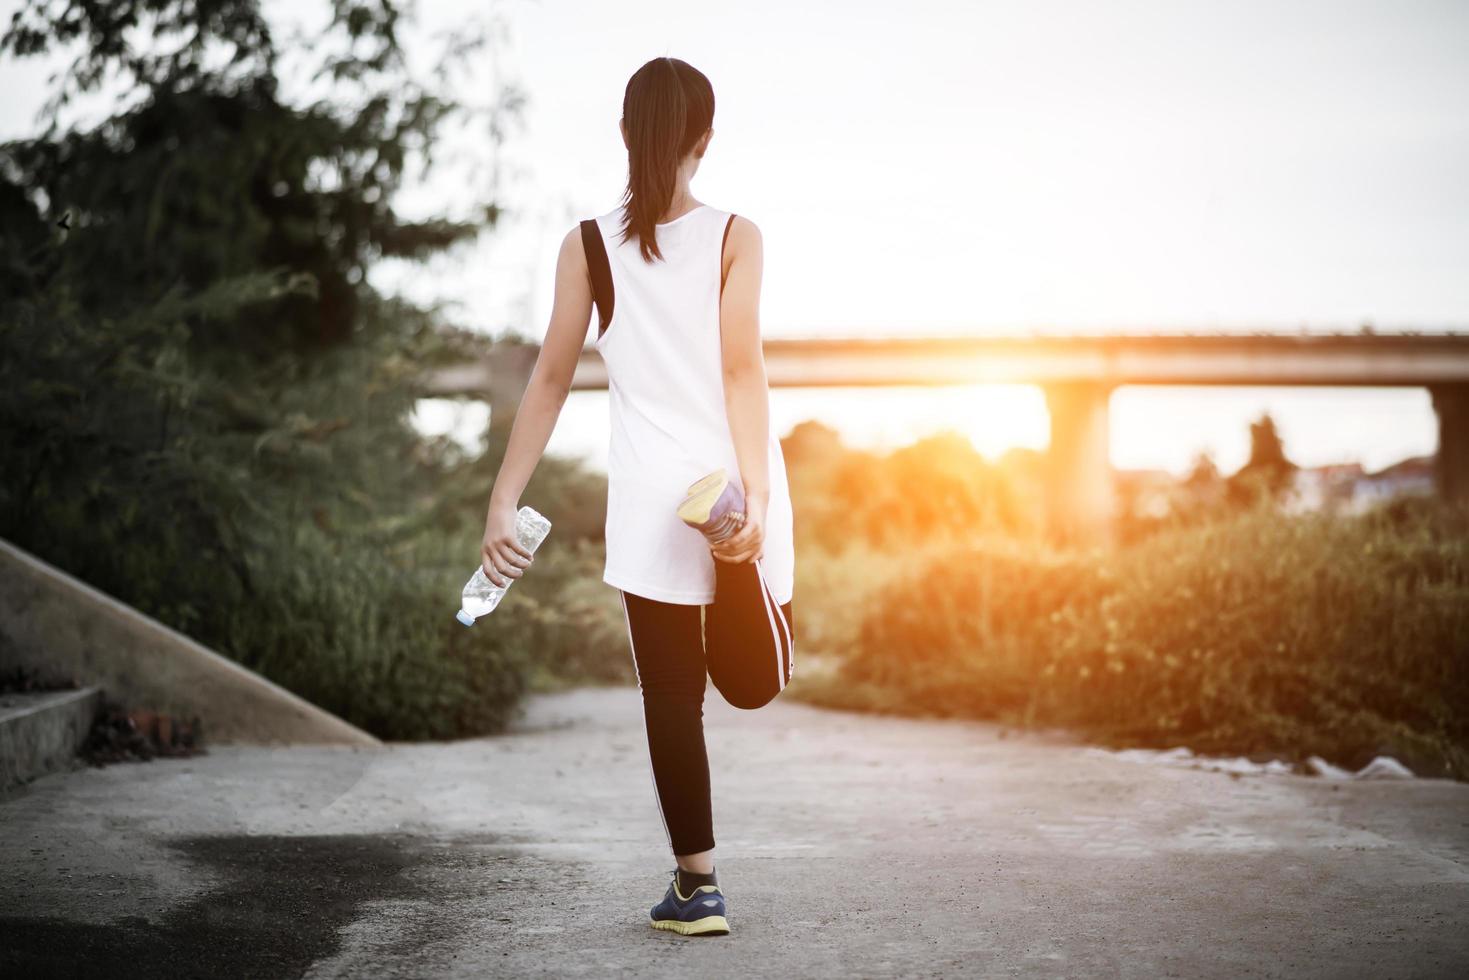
xmin=710 ymin=490 xmax=768 ymax=565
xmin=482 ymin=501 xmax=534 ymax=588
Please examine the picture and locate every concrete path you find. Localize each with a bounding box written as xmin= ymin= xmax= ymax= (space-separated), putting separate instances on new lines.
xmin=2 ymin=686 xmax=1467 ymax=978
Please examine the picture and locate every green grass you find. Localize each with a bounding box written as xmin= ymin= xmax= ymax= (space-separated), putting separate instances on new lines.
xmin=209 ymin=526 xmax=632 ymax=740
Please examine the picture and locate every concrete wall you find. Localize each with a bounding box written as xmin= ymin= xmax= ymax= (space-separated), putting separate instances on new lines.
xmin=0 ymin=539 xmax=379 ymax=747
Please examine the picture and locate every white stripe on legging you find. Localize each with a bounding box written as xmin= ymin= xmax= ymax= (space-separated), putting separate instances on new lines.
xmin=755 ymin=557 xmax=792 ymax=688
xmin=769 ymin=572 xmax=793 ymax=681
xmin=618 ymin=590 xmax=674 ymax=851
xmin=768 ymin=565 xmax=793 ymax=681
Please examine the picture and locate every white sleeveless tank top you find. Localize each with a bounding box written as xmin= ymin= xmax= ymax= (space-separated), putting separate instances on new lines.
xmin=589 ymin=202 xmax=795 ymax=607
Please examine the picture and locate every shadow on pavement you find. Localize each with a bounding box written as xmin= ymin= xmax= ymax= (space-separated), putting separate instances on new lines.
xmin=2 ymin=833 xmax=447 ymax=978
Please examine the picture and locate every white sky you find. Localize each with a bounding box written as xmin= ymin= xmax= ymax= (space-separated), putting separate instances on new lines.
xmin=398 ymin=0 xmax=1462 ymax=473
xmin=3 ymin=0 xmax=1462 ymax=472
xmin=403 ymin=0 xmax=1469 ymax=336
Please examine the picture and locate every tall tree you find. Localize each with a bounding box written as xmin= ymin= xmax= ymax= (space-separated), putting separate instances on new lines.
xmin=0 ymin=1 xmax=582 ymax=739
xmin=1228 ymin=413 xmax=1298 ymax=505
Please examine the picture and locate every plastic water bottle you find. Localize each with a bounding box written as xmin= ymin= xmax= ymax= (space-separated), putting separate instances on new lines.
xmin=456 ymin=505 xmax=552 ymax=626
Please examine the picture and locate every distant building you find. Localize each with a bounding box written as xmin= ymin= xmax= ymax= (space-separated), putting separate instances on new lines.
xmin=1290 ymin=462 xmax=1365 ymax=513
xmin=1290 ymin=456 xmax=1434 ymax=514
xmin=1353 ymin=455 xmax=1435 ymax=510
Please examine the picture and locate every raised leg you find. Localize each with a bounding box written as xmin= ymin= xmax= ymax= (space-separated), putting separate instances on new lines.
xmin=704 ymin=556 xmax=795 ymax=710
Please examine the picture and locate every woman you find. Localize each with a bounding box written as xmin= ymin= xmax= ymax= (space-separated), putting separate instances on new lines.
xmin=478 ymin=56 xmax=796 ymax=938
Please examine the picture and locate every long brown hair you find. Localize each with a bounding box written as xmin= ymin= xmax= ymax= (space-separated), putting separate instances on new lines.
xmin=618 ymin=57 xmax=715 ymax=263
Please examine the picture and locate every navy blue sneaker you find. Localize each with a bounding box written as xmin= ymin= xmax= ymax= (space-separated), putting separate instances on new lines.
xmin=649 ymin=871 xmax=730 ymax=936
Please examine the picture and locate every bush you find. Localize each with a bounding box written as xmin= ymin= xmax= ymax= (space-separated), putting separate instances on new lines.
xmin=209 ymin=523 xmax=628 ymax=740
xmin=802 ymin=500 xmax=1469 ymax=779
xmin=784 ymin=427 xmax=1041 ymax=555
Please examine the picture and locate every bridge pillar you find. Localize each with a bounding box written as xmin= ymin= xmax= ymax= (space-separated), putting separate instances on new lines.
xmin=1043 ymin=382 xmax=1115 ymax=547
xmin=1430 ymin=385 xmax=1469 ymax=504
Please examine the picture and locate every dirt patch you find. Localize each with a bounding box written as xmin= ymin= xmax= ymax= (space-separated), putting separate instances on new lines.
xmin=79 ymin=701 xmax=203 ymax=766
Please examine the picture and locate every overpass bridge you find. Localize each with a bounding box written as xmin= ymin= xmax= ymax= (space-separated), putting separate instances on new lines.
xmin=424 ymin=332 xmax=1469 ymax=543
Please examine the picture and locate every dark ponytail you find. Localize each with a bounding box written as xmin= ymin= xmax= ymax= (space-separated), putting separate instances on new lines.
xmin=618 ymin=57 xmax=715 ymax=263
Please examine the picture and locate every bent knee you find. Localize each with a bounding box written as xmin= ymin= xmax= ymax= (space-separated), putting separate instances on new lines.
xmin=716 ymin=682 xmax=780 ymax=711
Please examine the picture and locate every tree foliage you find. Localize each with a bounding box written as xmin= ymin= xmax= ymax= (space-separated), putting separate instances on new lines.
xmin=0 ymin=0 xmax=613 ymax=738
xmin=1228 ymin=412 xmax=1297 ymax=505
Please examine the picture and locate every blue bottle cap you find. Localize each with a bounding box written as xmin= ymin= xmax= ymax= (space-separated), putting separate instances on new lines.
xmin=455 ymin=609 xmax=475 ymax=627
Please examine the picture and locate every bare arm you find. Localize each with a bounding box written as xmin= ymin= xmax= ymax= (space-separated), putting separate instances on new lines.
xmin=712 ymin=215 xmax=771 ymax=564
xmin=480 ymin=226 xmax=594 ymax=586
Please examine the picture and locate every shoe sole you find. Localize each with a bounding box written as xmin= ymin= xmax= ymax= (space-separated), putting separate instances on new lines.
xmin=650 ymin=915 xmax=730 ymax=936
xmin=676 ymin=468 xmax=730 ymax=527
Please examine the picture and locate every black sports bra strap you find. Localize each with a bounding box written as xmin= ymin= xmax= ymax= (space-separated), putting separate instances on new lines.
xmin=720 ymin=213 xmax=737 ymax=295
xmin=580 ymin=218 xmax=614 ymax=338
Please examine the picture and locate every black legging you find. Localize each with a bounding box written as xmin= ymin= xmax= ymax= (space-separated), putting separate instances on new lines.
xmin=616 ymin=554 xmax=795 ymax=856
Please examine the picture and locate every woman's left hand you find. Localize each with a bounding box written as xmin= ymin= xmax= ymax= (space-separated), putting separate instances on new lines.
xmin=710 ymin=491 xmax=767 ymax=564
